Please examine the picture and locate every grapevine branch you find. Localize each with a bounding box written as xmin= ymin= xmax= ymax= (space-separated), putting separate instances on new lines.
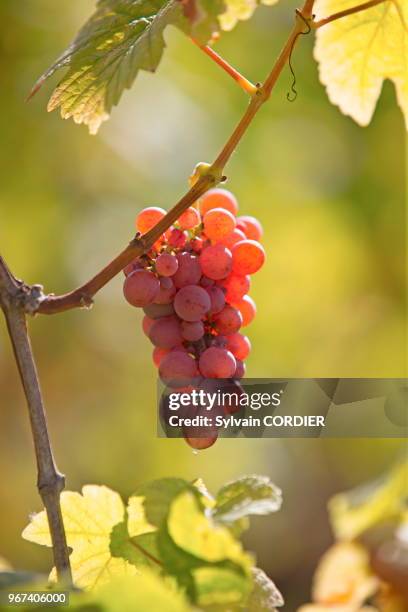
xmin=0 ymin=0 xmax=386 ymax=582
xmin=0 ymin=258 xmax=72 ymax=583
xmin=35 ymin=0 xmax=316 ymax=316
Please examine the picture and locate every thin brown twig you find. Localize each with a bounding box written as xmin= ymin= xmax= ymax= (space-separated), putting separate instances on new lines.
xmin=0 ymin=257 xmax=72 ymax=582
xmin=313 ymin=0 xmax=387 ymax=28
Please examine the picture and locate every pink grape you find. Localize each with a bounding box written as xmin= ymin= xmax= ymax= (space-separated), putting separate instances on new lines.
xmin=156 ymin=253 xmax=178 ymax=277
xmin=123 ymin=270 xmax=159 ymax=307
xmin=232 ymin=240 xmax=265 ymax=275
xmin=159 ymin=351 xmax=198 ymax=385
xmin=169 ymin=228 xmax=187 ymax=248
xmin=136 ymin=207 xmax=166 ymax=233
xmin=234 ymin=360 xmax=246 ymax=379
xmin=232 ymin=295 xmax=256 ymax=327
xmin=142 ymin=315 xmax=155 ymax=336
xmin=149 ymin=316 xmax=182 ymax=348
xmin=143 ymin=302 xmax=175 ymax=319
xmin=181 ymin=320 xmax=204 ymax=341
xmin=221 ymin=228 xmax=246 ymax=250
xmin=213 ymin=305 xmax=242 ymax=335
xmin=174 ymin=285 xmax=211 ymax=322
xmin=199 ymin=347 xmax=236 ymax=378
xmin=226 ymin=333 xmax=251 ymax=360
xmin=205 ymin=286 xmax=225 ymax=315
xmin=203 ymin=208 xmax=236 ymax=243
xmin=153 ymin=278 xmax=176 ymax=305
xmin=199 ymin=189 xmax=239 ymax=217
xmin=123 ymin=258 xmax=144 ymax=277
xmin=200 ymin=244 xmax=232 ymax=280
xmin=200 ymin=276 xmax=215 ymax=287
xmin=237 ymin=216 xmax=263 ymax=241
xmin=172 ymin=252 xmax=201 ymax=288
xmin=191 ymin=237 xmax=203 ymax=253
xmin=219 ymin=274 xmax=250 ymax=302
xmin=178 ymin=207 xmax=201 ymax=230
xmin=184 ymin=434 xmax=218 ymax=450
xmin=153 ymin=347 xmax=170 ymax=367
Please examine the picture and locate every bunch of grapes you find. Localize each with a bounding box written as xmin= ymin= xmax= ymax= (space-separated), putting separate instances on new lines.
xmin=123 ymin=188 xmax=265 ymax=448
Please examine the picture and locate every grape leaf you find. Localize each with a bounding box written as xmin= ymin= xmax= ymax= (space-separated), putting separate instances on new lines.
xmin=314 ymin=0 xmax=408 ymax=129
xmin=22 ymin=485 xmax=153 ymax=589
xmin=328 ymin=459 xmax=408 ymax=540
xmin=31 ymin=0 xmax=224 ymax=135
xmin=219 ymin=0 xmax=280 ymax=31
xmin=246 ymin=567 xmax=284 ymax=610
xmin=214 ymin=475 xmax=282 ymax=522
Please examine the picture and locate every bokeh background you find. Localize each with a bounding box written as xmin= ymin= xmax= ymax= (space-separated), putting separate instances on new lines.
xmin=0 ymin=1 xmax=406 ymax=609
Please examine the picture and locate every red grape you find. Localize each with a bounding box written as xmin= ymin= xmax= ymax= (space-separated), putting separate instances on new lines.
xmin=219 ymin=274 xmax=250 ymax=302
xmin=143 ymin=302 xmax=175 ymax=318
xmin=153 ymin=347 xmax=170 ymax=366
xmin=205 ymin=286 xmax=225 ymax=315
xmin=181 ymin=320 xmax=204 ymax=341
xmin=199 ymin=244 xmax=232 ymax=280
xmin=190 ymin=237 xmax=203 ymax=253
xmin=153 ymin=278 xmax=176 ymax=305
xmin=169 ymin=228 xmax=187 ymax=248
xmin=142 ymin=315 xmax=155 ymax=336
xmin=213 ymin=305 xmax=242 ymax=335
xmin=199 ymin=347 xmax=236 ymax=378
xmin=231 ymin=240 xmax=265 ymax=275
xmin=220 ymin=228 xmax=246 ymax=250
xmin=184 ymin=435 xmax=218 ymax=450
xmin=232 ymin=295 xmax=256 ymax=327
xmin=199 ymin=189 xmax=239 ymax=217
xmin=149 ymin=316 xmax=182 ymax=348
xmin=172 ymin=252 xmax=201 ymax=288
xmin=156 ymin=253 xmax=178 ymax=277
xmin=226 ymin=333 xmax=251 ymax=360
xmin=237 ymin=215 xmax=263 ymax=241
xmin=123 ymin=270 xmax=160 ymax=307
xmin=203 ymin=208 xmax=236 ymax=243
xmin=159 ymin=351 xmax=198 ymax=385
xmin=136 ymin=207 xmax=166 ymax=234
xmin=174 ymin=285 xmax=211 ymax=322
xmin=178 ymin=207 xmax=201 ymax=230
xmin=234 ymin=360 xmax=246 ymax=379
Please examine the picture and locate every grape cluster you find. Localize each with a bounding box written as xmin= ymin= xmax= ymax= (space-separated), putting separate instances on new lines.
xmin=123 ymin=188 xmax=265 ymax=448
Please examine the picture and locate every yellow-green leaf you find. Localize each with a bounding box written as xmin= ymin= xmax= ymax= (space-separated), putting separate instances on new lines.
xmin=328 ymin=459 xmax=408 ymax=540
xmin=314 ymin=0 xmax=408 ymax=129
xmin=219 ymin=0 xmax=279 ymax=31
xmin=167 ymin=490 xmax=252 ymax=568
xmin=22 ymin=485 xmax=142 ymax=589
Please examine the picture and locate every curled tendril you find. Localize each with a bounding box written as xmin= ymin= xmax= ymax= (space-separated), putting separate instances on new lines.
xmin=287 ymin=10 xmax=312 ymax=102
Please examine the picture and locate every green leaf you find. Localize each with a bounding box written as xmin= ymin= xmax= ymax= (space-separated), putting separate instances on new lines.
xmin=219 ymin=0 xmax=279 ymax=32
xmin=192 ymin=566 xmax=252 ymax=606
xmin=31 ymin=0 xmax=226 ymax=134
xmin=129 ymin=478 xmax=193 ymax=528
xmin=328 ymin=459 xmax=408 ymax=540
xmin=314 ymin=0 xmax=408 ymax=129
xmin=214 ymin=475 xmax=282 ymax=523
xmin=168 ymin=490 xmax=253 ymax=567
xmin=246 ymin=567 xmax=284 ymax=610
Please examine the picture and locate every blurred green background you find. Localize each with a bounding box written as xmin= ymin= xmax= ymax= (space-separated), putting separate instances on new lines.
xmin=0 ymin=1 xmax=406 ymax=609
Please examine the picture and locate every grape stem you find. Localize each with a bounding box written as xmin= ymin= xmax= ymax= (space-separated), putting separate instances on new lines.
xmin=190 ymin=38 xmax=257 ymax=95
xmin=0 ymin=256 xmax=72 ymax=583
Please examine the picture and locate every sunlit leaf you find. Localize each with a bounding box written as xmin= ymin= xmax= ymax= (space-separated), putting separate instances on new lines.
xmin=22 ymin=485 xmax=152 ymax=589
xmin=247 ymin=567 xmax=284 ymax=610
xmin=214 ymin=475 xmax=282 ymax=523
xmin=219 ymin=0 xmax=279 ymax=31
xmin=314 ymin=0 xmax=408 ymax=129
xmin=329 ymin=459 xmax=408 ymax=540
xmin=31 ymin=0 xmax=226 ymax=134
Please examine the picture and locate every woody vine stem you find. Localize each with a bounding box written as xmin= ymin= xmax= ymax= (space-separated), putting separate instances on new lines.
xmin=0 ymin=0 xmax=389 ymax=585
